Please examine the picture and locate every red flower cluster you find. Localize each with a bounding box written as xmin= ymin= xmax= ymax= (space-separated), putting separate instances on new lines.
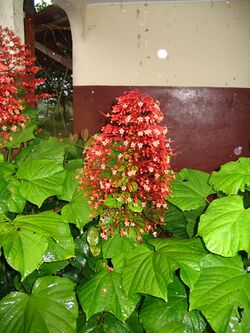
xmin=0 ymin=26 xmax=47 ymax=144
xmin=79 ymin=89 xmax=174 ymax=239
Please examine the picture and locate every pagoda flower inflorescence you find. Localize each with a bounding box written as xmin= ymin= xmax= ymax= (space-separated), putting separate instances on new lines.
xmin=0 ymin=26 xmax=48 ymax=145
xmin=79 ymin=89 xmax=174 ymax=240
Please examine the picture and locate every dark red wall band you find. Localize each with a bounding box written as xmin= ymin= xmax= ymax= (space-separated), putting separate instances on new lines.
xmin=73 ymin=86 xmax=250 ymax=172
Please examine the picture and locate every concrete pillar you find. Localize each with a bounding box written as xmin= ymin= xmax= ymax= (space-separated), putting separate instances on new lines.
xmin=54 ymin=0 xmax=87 ymax=86
xmin=0 ymin=0 xmax=24 ymax=41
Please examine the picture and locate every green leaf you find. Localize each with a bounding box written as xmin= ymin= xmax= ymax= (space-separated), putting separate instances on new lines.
xmin=122 ymin=244 xmax=172 ymax=301
xmin=148 ymin=238 xmax=207 ymax=289
xmin=140 ymin=277 xmax=206 ymax=333
xmin=57 ymin=168 xmax=80 ymax=202
xmin=122 ymin=238 xmax=206 ymax=301
xmin=128 ymin=200 xmax=143 ymax=213
xmin=0 ymin=224 xmax=48 ymax=279
xmin=87 ymin=226 xmax=100 ymax=246
xmin=0 ymin=176 xmax=26 ymax=214
xmin=6 ymin=177 xmax=26 ymax=213
xmin=0 ymin=211 xmax=74 ymax=278
xmin=0 ymin=176 xmax=10 ymax=213
xmin=25 ymin=137 xmax=68 ymax=165
xmin=77 ymin=270 xmax=138 ymax=322
xmin=43 ymin=229 xmax=75 ymax=263
xmin=104 ymin=195 xmax=123 ymax=208
xmin=184 ymin=206 xmax=206 ymax=238
xmin=190 ymin=254 xmax=250 ymax=333
xmin=168 ymin=169 xmax=214 ymax=211
xmin=77 ymin=312 xmax=141 ymax=333
xmin=38 ymin=260 xmax=69 ymax=275
xmin=0 ymin=162 xmax=16 ymax=176
xmin=163 ymin=202 xmax=188 ymax=238
xmin=61 ymin=190 xmax=93 ymax=228
xmin=198 ymin=196 xmax=250 ymax=256
xmin=0 ymin=153 xmax=4 ymax=163
xmin=17 ymin=159 xmax=65 ymax=207
xmin=3 ymin=122 xmax=36 ymax=148
xmin=209 ymin=157 xmax=250 ymax=195
xmin=0 ymin=276 xmax=77 ymax=333
xmin=102 ymin=233 xmax=136 ymax=270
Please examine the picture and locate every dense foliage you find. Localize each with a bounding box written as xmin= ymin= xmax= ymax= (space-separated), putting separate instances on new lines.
xmin=0 ymin=28 xmax=249 ymax=333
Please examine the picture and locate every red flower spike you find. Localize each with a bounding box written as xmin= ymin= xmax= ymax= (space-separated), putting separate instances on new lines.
xmin=79 ymin=89 xmax=174 ymax=239
xmin=0 ymin=26 xmax=47 ymax=145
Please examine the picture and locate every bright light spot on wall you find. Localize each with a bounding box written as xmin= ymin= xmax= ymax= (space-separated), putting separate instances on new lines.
xmin=157 ymin=49 xmax=168 ymax=60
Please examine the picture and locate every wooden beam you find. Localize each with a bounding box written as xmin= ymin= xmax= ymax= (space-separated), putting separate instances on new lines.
xmin=35 ymin=24 xmax=71 ymax=32
xmin=35 ymin=41 xmax=72 ymax=70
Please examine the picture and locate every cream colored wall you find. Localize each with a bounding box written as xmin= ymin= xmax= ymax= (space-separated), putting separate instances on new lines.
xmin=76 ymin=0 xmax=250 ymax=87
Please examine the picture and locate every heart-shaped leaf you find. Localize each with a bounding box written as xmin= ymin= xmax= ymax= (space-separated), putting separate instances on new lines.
xmin=209 ymin=157 xmax=250 ymax=195
xmin=77 ymin=269 xmax=138 ymax=322
xmin=122 ymin=244 xmax=173 ymax=301
xmin=149 ymin=238 xmax=207 ymax=289
xmin=17 ymin=159 xmax=65 ymax=207
xmin=25 ymin=137 xmax=68 ymax=165
xmin=190 ymin=254 xmax=250 ymax=333
xmin=140 ymin=277 xmax=206 ymax=333
xmin=61 ymin=190 xmax=93 ymax=229
xmin=122 ymin=238 xmax=206 ymax=301
xmin=198 ymin=196 xmax=250 ymax=256
xmin=0 ymin=211 xmax=74 ymax=278
xmin=0 ymin=276 xmax=77 ymax=333
xmin=168 ymin=169 xmax=214 ymax=211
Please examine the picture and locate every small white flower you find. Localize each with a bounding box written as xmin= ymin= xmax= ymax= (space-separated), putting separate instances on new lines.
xmin=143 ymin=184 xmax=151 ymax=192
xmin=144 ymin=129 xmax=152 ymax=135
xmin=138 ymin=101 xmax=143 ymax=107
xmin=112 ymin=169 xmax=117 ymax=175
xmin=138 ymin=131 xmax=143 ymax=136
xmin=131 ymin=142 xmax=136 ymax=148
xmin=121 ymin=186 xmax=126 ymax=191
xmin=138 ymin=143 xmax=143 ymax=149
xmin=138 ymin=117 xmax=143 ymax=122
xmin=119 ymin=128 xmax=125 ymax=135
xmin=148 ymin=167 xmax=154 ymax=173
xmin=125 ymin=115 xmax=131 ymax=123
xmin=118 ymin=153 xmax=123 ymax=159
xmin=155 ymin=173 xmax=160 ymax=179
xmin=101 ymin=164 xmax=105 ymax=170
xmin=152 ymin=140 xmax=159 ymax=147
xmin=153 ymin=231 xmax=158 ymax=238
xmin=102 ymin=139 xmax=109 ymax=146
